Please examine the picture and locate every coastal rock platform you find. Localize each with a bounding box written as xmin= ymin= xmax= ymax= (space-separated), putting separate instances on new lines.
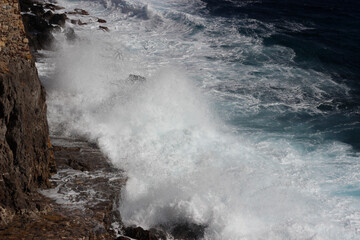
xmin=0 ymin=137 xmax=126 ymax=239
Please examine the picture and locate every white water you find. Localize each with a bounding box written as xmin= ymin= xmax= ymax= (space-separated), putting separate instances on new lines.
xmin=37 ymin=0 xmax=360 ymax=239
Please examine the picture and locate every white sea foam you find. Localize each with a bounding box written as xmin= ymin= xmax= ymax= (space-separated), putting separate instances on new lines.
xmin=39 ymin=0 xmax=360 ymax=239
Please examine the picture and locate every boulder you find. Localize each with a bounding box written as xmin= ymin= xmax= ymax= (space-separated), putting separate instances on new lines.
xmin=99 ymin=25 xmax=110 ymax=32
xmin=170 ymin=222 xmax=206 ymax=240
xmin=128 ymin=74 xmax=146 ymax=83
xmin=49 ymin=13 xmax=67 ymax=27
xmin=20 ymin=8 xmax=54 ymax=51
xmin=122 ymin=226 xmax=167 ymax=240
xmin=97 ymin=18 xmax=106 ymax=23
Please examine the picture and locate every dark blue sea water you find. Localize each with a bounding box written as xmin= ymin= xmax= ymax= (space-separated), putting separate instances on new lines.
xmin=203 ymin=0 xmax=360 ymax=149
xmin=42 ymin=0 xmax=360 ymax=238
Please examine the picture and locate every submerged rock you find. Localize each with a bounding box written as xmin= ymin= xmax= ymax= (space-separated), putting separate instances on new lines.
xmin=170 ymin=222 xmax=206 ymax=240
xmin=70 ymin=19 xmax=87 ymax=25
xmin=98 ymin=18 xmax=107 ymax=23
xmin=64 ymin=27 xmax=77 ymax=41
xmin=67 ymin=8 xmax=89 ymax=15
xmin=128 ymin=74 xmax=146 ymax=83
xmin=99 ymin=25 xmax=110 ymax=32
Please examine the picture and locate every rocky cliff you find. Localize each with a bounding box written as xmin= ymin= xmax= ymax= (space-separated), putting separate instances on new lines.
xmin=0 ymin=1 xmax=204 ymax=238
xmin=0 ymin=0 xmax=55 ymax=226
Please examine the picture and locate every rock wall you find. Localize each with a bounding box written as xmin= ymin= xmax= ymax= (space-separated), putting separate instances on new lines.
xmin=0 ymin=0 xmax=55 ymax=225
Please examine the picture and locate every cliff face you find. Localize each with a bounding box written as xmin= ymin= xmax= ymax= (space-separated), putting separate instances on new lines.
xmin=0 ymin=0 xmax=55 ymax=225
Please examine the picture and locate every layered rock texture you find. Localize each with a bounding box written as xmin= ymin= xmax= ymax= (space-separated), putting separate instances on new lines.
xmin=0 ymin=137 xmax=125 ymax=239
xmin=0 ymin=0 xmax=55 ymax=226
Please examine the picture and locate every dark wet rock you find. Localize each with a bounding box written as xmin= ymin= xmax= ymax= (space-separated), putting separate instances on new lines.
xmin=0 ymin=137 xmax=126 ymax=239
xmin=51 ymin=137 xmax=114 ymax=171
xmin=20 ymin=2 xmax=55 ymax=51
xmin=128 ymin=74 xmax=146 ymax=82
xmin=148 ymin=228 xmax=169 ymax=239
xmin=44 ymin=3 xmax=65 ymax=11
xmin=70 ymin=19 xmax=87 ymax=25
xmin=20 ymin=0 xmax=44 ymax=15
xmin=43 ymin=137 xmax=126 ymax=238
xmin=68 ymin=8 xmax=89 ymax=15
xmin=43 ymin=10 xmax=54 ymax=20
xmin=1 ymin=0 xmax=170 ymax=238
xmin=98 ymin=18 xmax=107 ymax=23
xmin=170 ymin=222 xmax=206 ymax=240
xmin=74 ymin=8 xmax=89 ymax=15
xmin=99 ymin=25 xmax=110 ymax=32
xmin=78 ymin=19 xmax=87 ymax=25
xmin=19 ymin=0 xmax=72 ymax=51
xmin=29 ymin=4 xmax=45 ymax=16
xmin=49 ymin=13 xmax=67 ymax=27
xmin=122 ymin=226 xmax=167 ymax=240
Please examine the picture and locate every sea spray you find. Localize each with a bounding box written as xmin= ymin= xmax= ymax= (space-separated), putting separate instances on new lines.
xmin=37 ymin=0 xmax=360 ymax=239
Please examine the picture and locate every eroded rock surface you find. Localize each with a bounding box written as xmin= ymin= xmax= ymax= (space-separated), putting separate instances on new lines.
xmin=0 ymin=0 xmax=55 ymax=226
xmin=0 ymin=137 xmax=126 ymax=239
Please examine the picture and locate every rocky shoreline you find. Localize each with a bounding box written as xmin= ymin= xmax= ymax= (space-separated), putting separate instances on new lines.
xmin=0 ymin=0 xmax=150 ymax=238
xmin=0 ymin=136 xmax=169 ymax=239
xmin=0 ymin=0 xmax=205 ymax=238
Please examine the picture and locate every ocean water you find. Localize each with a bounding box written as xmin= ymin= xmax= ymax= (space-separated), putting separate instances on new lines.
xmin=36 ymin=0 xmax=360 ymax=239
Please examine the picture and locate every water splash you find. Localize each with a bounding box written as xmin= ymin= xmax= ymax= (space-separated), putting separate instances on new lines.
xmin=38 ymin=0 xmax=360 ymax=239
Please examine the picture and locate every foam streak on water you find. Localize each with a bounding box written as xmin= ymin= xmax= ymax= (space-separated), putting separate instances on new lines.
xmin=37 ymin=0 xmax=360 ymax=239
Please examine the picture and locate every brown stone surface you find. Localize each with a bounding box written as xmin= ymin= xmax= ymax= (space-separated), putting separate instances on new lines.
xmin=0 ymin=137 xmax=126 ymax=239
xmin=0 ymin=0 xmax=204 ymax=238
xmin=0 ymin=0 xmax=55 ymax=226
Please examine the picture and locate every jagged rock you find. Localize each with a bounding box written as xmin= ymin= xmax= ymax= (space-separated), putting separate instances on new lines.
xmin=170 ymin=222 xmax=206 ymax=240
xmin=43 ymin=10 xmax=54 ymax=21
xmin=122 ymin=226 xmax=167 ymax=240
xmin=20 ymin=7 xmax=54 ymax=50
xmin=68 ymin=8 xmax=89 ymax=15
xmin=74 ymin=8 xmax=89 ymax=15
xmin=99 ymin=25 xmax=110 ymax=32
xmin=20 ymin=0 xmax=44 ymax=15
xmin=44 ymin=3 xmax=64 ymax=11
xmin=49 ymin=13 xmax=67 ymax=27
xmin=70 ymin=19 xmax=86 ymax=25
xmin=97 ymin=18 xmax=106 ymax=23
xmin=0 ymin=0 xmax=55 ymax=227
xmin=19 ymin=0 xmax=70 ymax=51
xmin=78 ymin=19 xmax=87 ymax=25
xmin=128 ymin=74 xmax=146 ymax=82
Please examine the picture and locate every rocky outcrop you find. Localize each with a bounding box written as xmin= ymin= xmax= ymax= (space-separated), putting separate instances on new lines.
xmin=1 ymin=0 xmax=206 ymax=238
xmin=0 ymin=0 xmax=55 ymax=226
xmin=19 ymin=0 xmax=65 ymax=51
xmin=0 ymin=137 xmax=125 ymax=239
